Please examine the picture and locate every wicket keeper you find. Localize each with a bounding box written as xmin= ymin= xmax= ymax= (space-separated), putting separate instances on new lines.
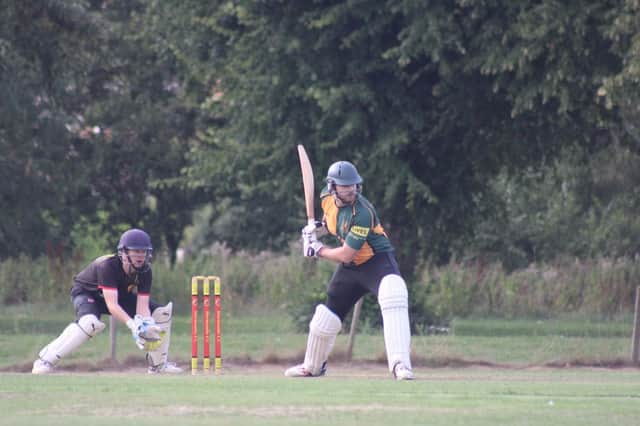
xmin=32 ymin=228 xmax=182 ymax=374
xmin=285 ymin=161 xmax=415 ymax=380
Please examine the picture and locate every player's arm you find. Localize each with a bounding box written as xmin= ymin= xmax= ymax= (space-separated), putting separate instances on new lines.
xmin=104 ymin=289 xmax=161 ymax=349
xmin=317 ymin=243 xmax=357 ymax=264
xmin=102 ymin=288 xmax=134 ymax=325
xmin=136 ymin=294 xmax=152 ymax=318
xmin=318 ymin=213 xmax=370 ymax=263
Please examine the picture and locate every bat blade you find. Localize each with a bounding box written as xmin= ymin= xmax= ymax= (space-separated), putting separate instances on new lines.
xmin=297 ymin=145 xmax=315 ymax=224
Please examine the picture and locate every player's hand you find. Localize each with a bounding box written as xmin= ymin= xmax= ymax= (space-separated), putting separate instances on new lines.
xmin=301 ymin=220 xmax=325 ymax=237
xmin=138 ymin=317 xmax=163 ymax=341
xmin=302 ymin=232 xmax=323 ymax=257
xmin=127 ymin=315 xmax=144 ymax=339
xmin=127 ymin=315 xmax=162 ymax=341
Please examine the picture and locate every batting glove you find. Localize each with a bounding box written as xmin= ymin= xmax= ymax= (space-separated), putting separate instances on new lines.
xmin=302 ymin=220 xmax=325 ymax=236
xmin=302 ymin=232 xmax=323 ymax=257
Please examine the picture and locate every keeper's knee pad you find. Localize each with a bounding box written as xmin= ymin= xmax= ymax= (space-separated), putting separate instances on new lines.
xmin=78 ymin=314 xmax=107 ymax=336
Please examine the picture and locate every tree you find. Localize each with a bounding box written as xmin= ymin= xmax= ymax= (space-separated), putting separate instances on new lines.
xmin=162 ymin=0 xmax=624 ymax=273
xmin=0 ymin=0 xmax=107 ymax=257
xmin=0 ymin=0 xmax=205 ymax=261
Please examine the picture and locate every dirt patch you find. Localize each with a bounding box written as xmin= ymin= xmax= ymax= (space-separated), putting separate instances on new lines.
xmin=4 ymin=353 xmax=639 ymax=374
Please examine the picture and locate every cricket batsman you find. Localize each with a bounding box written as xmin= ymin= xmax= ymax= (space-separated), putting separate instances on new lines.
xmin=32 ymin=228 xmax=182 ymax=374
xmin=285 ymin=161 xmax=415 ymax=380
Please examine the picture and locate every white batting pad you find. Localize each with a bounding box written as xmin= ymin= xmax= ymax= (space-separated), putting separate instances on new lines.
xmin=38 ymin=314 xmax=105 ymax=365
xmin=147 ymin=302 xmax=173 ymax=367
xmin=378 ymin=274 xmax=412 ymax=371
xmin=303 ymin=304 xmax=342 ymax=375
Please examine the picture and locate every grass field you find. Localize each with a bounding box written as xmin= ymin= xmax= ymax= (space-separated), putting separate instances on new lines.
xmin=1 ymin=305 xmax=639 ymax=425
xmin=2 ymin=368 xmax=639 ymax=425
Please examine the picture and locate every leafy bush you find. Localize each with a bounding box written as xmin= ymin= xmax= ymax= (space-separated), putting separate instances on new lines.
xmin=470 ymin=144 xmax=640 ymax=270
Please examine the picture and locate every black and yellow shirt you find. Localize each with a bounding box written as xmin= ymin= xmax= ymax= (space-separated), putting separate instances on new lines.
xmin=320 ymin=188 xmax=393 ymax=265
xmin=72 ymin=254 xmax=152 ymax=296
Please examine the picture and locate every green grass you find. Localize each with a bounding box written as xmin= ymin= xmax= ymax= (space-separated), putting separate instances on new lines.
xmin=1 ymin=305 xmax=640 ymax=425
xmin=0 ymin=304 xmax=636 ymax=370
xmin=451 ymin=316 xmax=633 ymax=337
xmin=1 ymin=369 xmax=639 ymax=425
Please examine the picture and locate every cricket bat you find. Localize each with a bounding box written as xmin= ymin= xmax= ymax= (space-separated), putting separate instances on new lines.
xmin=297 ymin=145 xmax=315 ymax=226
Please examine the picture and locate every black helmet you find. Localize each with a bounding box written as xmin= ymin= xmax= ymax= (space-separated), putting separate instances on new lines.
xmin=117 ymin=228 xmax=153 ymax=272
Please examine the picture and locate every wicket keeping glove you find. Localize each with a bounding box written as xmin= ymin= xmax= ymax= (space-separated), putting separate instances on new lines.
xmin=127 ymin=315 xmax=163 ymax=351
xmin=134 ymin=334 xmax=165 ymax=351
xmin=126 ymin=315 xmax=144 ymax=338
xmin=138 ymin=316 xmax=163 ymax=341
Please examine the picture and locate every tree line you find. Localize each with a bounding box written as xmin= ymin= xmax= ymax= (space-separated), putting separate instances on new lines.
xmin=1 ymin=0 xmax=639 ymax=276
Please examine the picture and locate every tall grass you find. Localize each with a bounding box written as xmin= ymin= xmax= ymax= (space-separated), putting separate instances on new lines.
xmin=0 ymin=243 xmax=333 ymax=318
xmin=420 ymin=257 xmax=640 ymax=320
xmin=149 ymin=242 xmax=333 ymax=316
xmin=1 ymin=248 xmax=639 ymax=328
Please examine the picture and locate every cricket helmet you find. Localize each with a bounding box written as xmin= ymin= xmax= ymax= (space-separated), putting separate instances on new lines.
xmin=326 ymin=161 xmax=363 ymax=193
xmin=117 ymin=228 xmax=153 ymax=272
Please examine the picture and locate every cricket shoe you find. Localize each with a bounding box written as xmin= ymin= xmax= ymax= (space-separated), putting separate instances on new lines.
xmin=148 ymin=362 xmax=183 ymax=374
xmin=32 ymin=359 xmax=55 ymax=375
xmin=284 ymin=361 xmax=327 ymax=378
xmin=393 ymin=362 xmax=415 ymax=381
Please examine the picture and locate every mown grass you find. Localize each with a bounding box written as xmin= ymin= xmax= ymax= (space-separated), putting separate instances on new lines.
xmin=1 ymin=368 xmax=639 ymax=426
xmin=0 ymin=304 xmax=636 ymax=371
xmin=451 ymin=316 xmax=633 ymax=338
xmin=2 ymin=305 xmax=639 ymax=425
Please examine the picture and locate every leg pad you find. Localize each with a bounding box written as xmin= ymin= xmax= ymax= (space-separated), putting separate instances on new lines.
xmin=303 ymin=304 xmax=341 ymax=375
xmin=378 ymin=275 xmax=412 ymax=372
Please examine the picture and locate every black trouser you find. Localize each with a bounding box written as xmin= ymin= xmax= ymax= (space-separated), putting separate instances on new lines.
xmin=71 ymin=291 xmax=161 ymax=320
xmin=325 ymin=251 xmax=400 ymax=321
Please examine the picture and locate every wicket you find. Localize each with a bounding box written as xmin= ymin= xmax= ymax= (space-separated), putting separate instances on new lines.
xmin=191 ymin=275 xmax=222 ymax=374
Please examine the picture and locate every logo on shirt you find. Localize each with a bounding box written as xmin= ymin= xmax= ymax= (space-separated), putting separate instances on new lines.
xmin=128 ymin=283 xmax=138 ymax=294
xmin=350 ymin=226 xmax=370 ymax=238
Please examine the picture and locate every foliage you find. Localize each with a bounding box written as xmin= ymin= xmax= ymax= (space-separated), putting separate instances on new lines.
xmin=145 ymin=0 xmax=628 ymax=273
xmin=599 ymin=0 xmax=640 ymax=149
xmin=421 ymin=257 xmax=640 ymax=320
xmin=0 ymin=255 xmax=73 ymax=305
xmin=0 ymin=0 xmax=107 ymax=257
xmin=0 ymin=0 xmax=204 ymax=261
xmin=2 ymin=0 xmax=640 ymax=284
xmin=3 ymin=241 xmax=640 ymax=332
xmin=469 ymin=143 xmax=640 ymax=270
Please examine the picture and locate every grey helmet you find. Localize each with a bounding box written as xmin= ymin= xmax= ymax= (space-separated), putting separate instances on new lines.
xmin=326 ymin=161 xmax=363 ymax=193
xmin=117 ymin=228 xmax=153 ymax=272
